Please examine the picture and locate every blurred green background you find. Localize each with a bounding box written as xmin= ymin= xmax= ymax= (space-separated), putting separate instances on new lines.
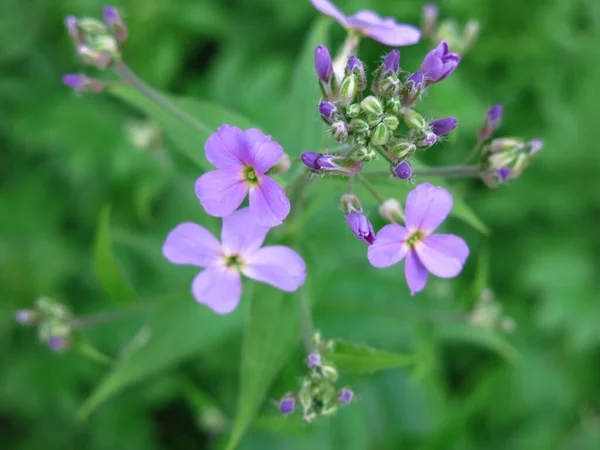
xmin=2 ymin=0 xmax=600 ymax=449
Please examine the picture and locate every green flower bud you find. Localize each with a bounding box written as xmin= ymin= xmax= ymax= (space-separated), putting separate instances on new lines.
xmin=346 ymin=103 xmax=362 ymax=118
xmin=403 ymin=110 xmax=428 ymax=131
xmin=321 ymin=365 xmax=339 ymax=382
xmin=298 ymin=384 xmax=313 ymax=411
xmin=349 ymin=118 xmax=369 ymax=134
xmin=339 ymin=74 xmax=357 ymax=107
xmin=387 ymin=98 xmax=403 ymax=116
xmin=379 ymin=198 xmax=404 ymax=223
xmin=340 ymin=194 xmax=363 ymax=214
xmin=370 ymin=123 xmax=390 ymax=146
xmin=390 ymin=141 xmax=417 ymax=160
xmin=356 ymin=147 xmax=377 ymax=162
xmin=366 ymin=116 xmax=382 ymax=128
xmin=77 ymin=18 xmax=108 ymax=35
xmin=360 ymin=96 xmax=383 ymax=116
xmin=330 ymin=121 xmax=348 ymax=143
xmin=382 ymin=115 xmax=400 ymax=131
xmin=379 ymin=76 xmax=401 ymax=96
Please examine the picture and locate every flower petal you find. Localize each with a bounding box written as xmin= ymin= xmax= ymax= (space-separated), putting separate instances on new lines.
xmin=405 ymin=251 xmax=429 ymax=295
xmin=248 ymin=175 xmax=290 ymax=227
xmin=244 ymin=128 xmax=283 ymax=174
xmin=404 ymin=183 xmax=453 ymax=233
xmin=346 ymin=11 xmax=421 ymax=46
xmin=204 ymin=124 xmax=249 ymax=169
xmin=195 ymin=168 xmax=248 ymax=217
xmin=310 ymin=0 xmax=348 ymax=26
xmin=191 ymin=268 xmax=242 ymax=314
xmin=415 ymin=234 xmax=469 ymax=278
xmin=242 ymin=246 xmax=306 ymax=292
xmin=162 ymin=222 xmax=221 ymax=268
xmin=221 ymin=207 xmax=270 ymax=255
xmin=367 ymin=224 xmax=409 ymax=268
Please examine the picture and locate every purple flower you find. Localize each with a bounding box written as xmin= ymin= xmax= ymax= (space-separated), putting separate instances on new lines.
xmin=394 ymin=162 xmax=412 ymax=179
xmin=62 ymin=73 xmax=104 ymax=93
xmin=307 ymin=353 xmax=322 ymax=368
xmin=47 ymin=336 xmax=71 ymax=352
xmin=65 ymin=15 xmax=81 ymax=44
xmin=195 ymin=126 xmax=291 ymax=227
xmin=314 ymin=45 xmax=333 ymax=81
xmin=15 ymin=310 xmax=37 ymax=325
xmin=338 ymin=388 xmax=354 ymax=404
xmin=420 ymin=41 xmax=460 ymax=85
xmin=528 ymin=139 xmax=543 ymax=154
xmin=103 ymin=6 xmax=127 ymax=42
xmin=319 ymin=101 xmax=337 ymax=124
xmin=301 ymin=152 xmax=321 ymax=170
xmin=430 ymin=117 xmax=458 ymax=136
xmin=477 ymin=104 xmax=503 ymax=141
xmin=497 ymin=167 xmax=511 ymax=181
xmin=368 ymin=183 xmax=469 ymax=295
xmin=346 ymin=213 xmax=375 ymax=245
xmin=382 ymin=49 xmax=400 ymax=75
xmin=279 ymin=397 xmax=296 ymax=415
xmin=163 ymin=208 xmax=306 ymax=314
xmin=316 ymin=155 xmax=362 ymax=176
xmin=310 ymin=0 xmax=420 ymax=47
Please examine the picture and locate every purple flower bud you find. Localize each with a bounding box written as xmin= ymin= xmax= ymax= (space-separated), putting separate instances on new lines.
xmin=347 ymin=56 xmax=366 ymax=91
xmin=403 ymin=71 xmax=424 ymax=106
xmin=103 ymin=6 xmax=128 ymax=42
xmin=15 ymin=310 xmax=38 ymax=325
xmin=340 ymin=193 xmax=363 ymax=214
xmin=319 ymin=101 xmax=337 ymax=124
xmin=477 ymin=105 xmax=503 ymax=141
xmin=497 ymin=167 xmax=510 ymax=181
xmin=416 ymin=132 xmax=437 ymax=148
xmin=77 ymin=45 xmax=112 ymax=70
xmin=279 ymin=397 xmax=295 ymax=415
xmin=382 ymin=50 xmax=400 ymax=76
xmin=394 ymin=162 xmax=412 ymax=179
xmin=62 ymin=73 xmax=104 ymax=93
xmin=488 ymin=104 xmax=503 ymax=125
xmin=315 ymin=45 xmax=333 ymax=82
xmin=317 ymin=155 xmax=363 ymax=176
xmin=420 ymin=41 xmax=460 ymax=85
xmin=47 ymin=336 xmax=71 ymax=352
xmin=430 ymin=117 xmax=458 ymax=136
xmin=307 ymin=353 xmax=322 ymax=368
xmin=528 ymin=139 xmax=543 ymax=154
xmin=301 ymin=152 xmax=321 ymax=170
xmin=346 ymin=213 xmax=375 ymax=245
xmin=422 ymin=4 xmax=439 ymax=37
xmin=65 ymin=15 xmax=81 ymax=44
xmin=331 ymin=121 xmax=348 ymax=143
xmin=338 ymin=388 xmax=354 ymax=404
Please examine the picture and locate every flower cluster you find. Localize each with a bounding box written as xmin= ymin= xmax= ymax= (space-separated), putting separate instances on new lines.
xmin=305 ymin=40 xmax=460 ymax=180
xmin=278 ymin=332 xmax=354 ymax=422
xmin=15 ymin=297 xmax=73 ymax=352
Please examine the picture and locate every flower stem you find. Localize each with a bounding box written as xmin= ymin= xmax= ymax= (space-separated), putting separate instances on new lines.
xmin=375 ymin=146 xmax=393 ymax=164
xmin=461 ymin=141 xmax=483 ymax=165
xmin=114 ymin=61 xmax=211 ymax=136
xmin=412 ymin=165 xmax=481 ymax=178
xmin=357 ymin=173 xmax=385 ymax=204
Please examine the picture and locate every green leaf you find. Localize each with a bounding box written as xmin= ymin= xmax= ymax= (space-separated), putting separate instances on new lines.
xmin=110 ymin=85 xmax=255 ymax=170
xmin=322 ymin=340 xmax=415 ymax=373
xmin=77 ymin=294 xmax=242 ymax=420
xmin=75 ymin=335 xmax=114 ymax=365
xmin=225 ymin=286 xmax=304 ymax=450
xmin=94 ymin=205 xmax=136 ymax=305
xmin=276 ymin=17 xmax=330 ymax=155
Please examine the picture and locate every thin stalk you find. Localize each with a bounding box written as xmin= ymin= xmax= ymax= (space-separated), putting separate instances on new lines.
xmin=461 ymin=141 xmax=483 ymax=165
xmin=357 ymin=173 xmax=385 ymax=204
xmin=114 ymin=61 xmax=211 ymax=136
xmin=374 ymin=146 xmax=393 ymax=164
xmin=412 ymin=165 xmax=481 ymax=178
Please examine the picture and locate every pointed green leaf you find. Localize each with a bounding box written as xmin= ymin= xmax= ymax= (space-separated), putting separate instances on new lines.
xmin=225 ymin=286 xmax=304 ymax=450
xmin=322 ymin=340 xmax=415 ymax=373
xmin=109 ymin=85 xmax=255 ymax=170
xmin=94 ymin=205 xmax=136 ymax=305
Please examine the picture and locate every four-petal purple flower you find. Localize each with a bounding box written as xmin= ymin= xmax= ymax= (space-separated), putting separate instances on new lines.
xmin=310 ymin=0 xmax=420 ymax=46
xmin=368 ymin=183 xmax=469 ymax=295
xmin=420 ymin=41 xmax=461 ymax=86
xmin=195 ymin=125 xmax=291 ymax=227
xmin=163 ymin=208 xmax=306 ymax=314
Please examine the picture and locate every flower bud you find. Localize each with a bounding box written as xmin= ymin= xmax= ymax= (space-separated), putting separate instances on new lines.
xmin=416 ymin=132 xmax=437 ymax=148
xmin=307 ymin=353 xmax=322 ymax=368
xmin=382 ymin=115 xmax=399 ymax=131
xmin=346 ymin=213 xmax=375 ymax=245
xmin=77 ymin=45 xmax=112 ymax=69
xmin=403 ymin=110 xmax=428 ymax=130
xmin=279 ymin=397 xmax=296 ymax=415
xmin=461 ymin=19 xmax=480 ymax=52
xmin=301 ymin=152 xmax=321 ymax=170
xmin=527 ymin=139 xmax=543 ymax=155
xmin=338 ymin=388 xmax=354 ymax=404
xmin=103 ymin=6 xmax=128 ymax=42
xmin=379 ymin=198 xmax=404 ymax=222
xmin=349 ymin=118 xmax=369 ymax=135
xmin=402 ymin=71 xmax=424 ymax=106
xmin=379 ymin=76 xmax=401 ymax=96
xmin=65 ymin=15 xmax=81 ymax=45
xmin=321 ymin=365 xmax=339 ymax=382
xmin=77 ymin=17 xmax=108 ymax=34
xmin=382 ymin=50 xmax=400 ymax=76
xmin=340 ymin=193 xmax=363 ymax=214
xmin=422 ymin=4 xmax=439 ymax=37
xmin=62 ymin=73 xmax=104 ymax=93
xmin=394 ymin=162 xmax=412 ymax=179
xmin=314 ymin=45 xmax=333 ymax=82
xmin=370 ymin=123 xmax=389 ymax=146
xmin=390 ymin=141 xmax=416 ymax=159
xmin=298 ymin=383 xmax=313 ymax=411
xmin=356 ymin=147 xmax=377 ymax=162
xmin=15 ymin=310 xmax=39 ymax=325
xmin=430 ymin=117 xmax=458 ymax=136
xmin=477 ymin=104 xmax=503 ymax=141
xmin=346 ymin=103 xmax=362 ymax=118
xmin=420 ymin=41 xmax=460 ymax=85
xmin=316 ymin=155 xmax=363 ymax=176
xmin=318 ymin=101 xmax=337 ymax=124
xmin=330 ymin=121 xmax=348 ymax=143
xmin=47 ymin=336 xmax=72 ymax=352
xmin=347 ymin=55 xmax=367 ymax=91
xmin=481 ymin=167 xmax=511 ymax=187
xmin=339 ymin=74 xmax=357 ymax=106
xmin=489 ymin=138 xmax=524 ymax=153
xmin=360 ymin=96 xmax=383 ymax=116
xmin=270 ymin=153 xmax=291 ymax=174
xmin=387 ymin=97 xmax=403 ymax=116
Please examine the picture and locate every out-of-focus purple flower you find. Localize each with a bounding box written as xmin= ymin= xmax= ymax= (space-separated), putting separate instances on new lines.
xmin=403 ymin=71 xmax=424 ymax=106
xmin=477 ymin=104 xmax=503 ymax=141
xmin=368 ymin=183 xmax=469 ymax=295
xmin=301 ymin=152 xmax=321 ymax=170
xmin=422 ymin=4 xmax=439 ymax=37
xmin=338 ymin=388 xmax=354 ymax=404
xmin=314 ymin=45 xmax=333 ymax=82
xmin=394 ymin=162 xmax=412 ymax=179
xmin=65 ymin=15 xmax=81 ymax=44
xmin=103 ymin=6 xmax=128 ymax=42
xmin=346 ymin=213 xmax=375 ymax=245
xmin=319 ymin=101 xmax=337 ymax=124
xmin=420 ymin=41 xmax=460 ymax=85
xmin=430 ymin=117 xmax=458 ymax=136
xmin=47 ymin=336 xmax=71 ymax=352
xmin=310 ymin=0 xmax=420 ymax=46
xmin=62 ymin=73 xmax=104 ymax=93
xmin=528 ymin=139 xmax=543 ymax=154
xmin=15 ymin=310 xmax=38 ymax=325
xmin=195 ymin=126 xmax=291 ymax=227
xmin=481 ymin=167 xmax=511 ymax=187
xmin=316 ymin=155 xmax=363 ymax=176
xmin=497 ymin=167 xmax=510 ymax=180
xmin=279 ymin=397 xmax=296 ymax=415
xmin=307 ymin=353 xmax=322 ymax=368
xmin=163 ymin=208 xmax=306 ymax=314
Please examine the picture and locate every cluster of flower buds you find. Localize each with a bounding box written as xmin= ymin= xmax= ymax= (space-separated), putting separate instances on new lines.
xmin=63 ymin=6 xmax=127 ymax=93
xmin=422 ymin=4 xmax=480 ymax=54
xmin=475 ymin=105 xmax=542 ymax=187
xmin=468 ymin=289 xmax=516 ymax=333
xmin=304 ymin=42 xmax=460 ymax=179
xmin=15 ymin=297 xmax=73 ymax=352
xmin=278 ymin=332 xmax=353 ymax=422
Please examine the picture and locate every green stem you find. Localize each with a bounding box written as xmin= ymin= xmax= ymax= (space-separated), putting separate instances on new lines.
xmin=412 ymin=165 xmax=481 ymax=178
xmin=114 ymin=61 xmax=211 ymax=136
xmin=461 ymin=141 xmax=483 ymax=165
xmin=374 ymin=146 xmax=393 ymax=164
xmin=357 ymin=173 xmax=385 ymax=204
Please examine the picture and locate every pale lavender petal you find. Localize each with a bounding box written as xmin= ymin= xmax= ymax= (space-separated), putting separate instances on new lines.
xmin=310 ymin=0 xmax=348 ymax=26
xmin=191 ymin=268 xmax=242 ymax=314
xmin=204 ymin=125 xmax=249 ymax=169
xmin=248 ymin=175 xmax=290 ymax=227
xmin=245 ymin=128 xmax=283 ymax=175
xmin=346 ymin=10 xmax=421 ymax=46
xmin=415 ymin=234 xmax=469 ymax=278
xmin=162 ymin=222 xmax=221 ymax=268
xmin=195 ymin=168 xmax=248 ymax=217
xmin=367 ymin=224 xmax=409 ymax=268
xmin=221 ymin=207 xmax=270 ymax=255
xmin=243 ymin=246 xmax=306 ymax=292
xmin=405 ymin=251 xmax=429 ymax=295
xmin=404 ymin=183 xmax=453 ymax=233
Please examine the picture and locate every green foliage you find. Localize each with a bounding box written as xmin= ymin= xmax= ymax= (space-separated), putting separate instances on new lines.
xmin=323 ymin=340 xmax=415 ymax=372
